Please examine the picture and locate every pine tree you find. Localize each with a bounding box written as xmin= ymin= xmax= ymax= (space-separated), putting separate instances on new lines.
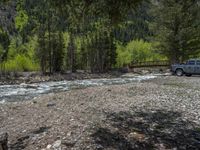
xmin=152 ymin=0 xmax=200 ymax=63
xmin=37 ymin=27 xmax=48 ymax=74
xmin=52 ymin=32 xmax=65 ymax=72
xmin=67 ymin=34 xmax=77 ymax=73
xmin=0 ymin=29 xmax=10 ymax=73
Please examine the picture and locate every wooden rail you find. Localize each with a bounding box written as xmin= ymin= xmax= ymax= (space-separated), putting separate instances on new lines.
xmin=129 ymin=60 xmax=170 ymax=68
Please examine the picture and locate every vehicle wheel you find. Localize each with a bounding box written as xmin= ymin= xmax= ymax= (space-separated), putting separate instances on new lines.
xmin=175 ymin=69 xmax=184 ymax=76
xmin=186 ymin=74 xmax=192 ymax=77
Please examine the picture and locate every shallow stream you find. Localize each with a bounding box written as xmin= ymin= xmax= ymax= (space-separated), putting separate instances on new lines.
xmin=0 ymin=75 xmax=157 ymax=103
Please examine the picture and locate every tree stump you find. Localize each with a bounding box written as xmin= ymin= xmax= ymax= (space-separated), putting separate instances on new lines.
xmin=0 ymin=133 xmax=8 ymax=150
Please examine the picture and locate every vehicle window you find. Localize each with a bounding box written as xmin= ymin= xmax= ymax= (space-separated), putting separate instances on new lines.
xmin=197 ymin=61 xmax=200 ymax=65
xmin=187 ymin=60 xmax=195 ymax=65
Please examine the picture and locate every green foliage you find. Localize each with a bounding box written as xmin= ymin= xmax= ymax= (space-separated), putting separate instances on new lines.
xmin=77 ymin=38 xmax=89 ymax=70
xmin=87 ymin=31 xmax=117 ymax=73
xmin=0 ymin=0 xmax=10 ymax=3
xmin=0 ymin=29 xmax=10 ymax=63
xmin=52 ymin=32 xmax=65 ymax=72
xmin=127 ymin=40 xmax=161 ymax=62
xmin=49 ymin=0 xmax=143 ymax=25
xmin=15 ymin=10 xmax=28 ymax=32
xmin=116 ymin=40 xmax=165 ymax=67
xmin=2 ymin=0 xmax=199 ymax=73
xmin=152 ymin=0 xmax=200 ymax=63
xmin=1 ymin=0 xmax=149 ymax=73
xmin=114 ymin=1 xmax=153 ymax=43
xmin=0 ymin=44 xmax=4 ymax=59
xmin=116 ymin=42 xmax=132 ymax=67
xmin=7 ymin=36 xmax=37 ymax=59
xmin=1 ymin=36 xmax=39 ymax=72
xmin=36 ymin=31 xmax=65 ymax=73
xmin=67 ymin=34 xmax=77 ymax=72
xmin=3 ymin=54 xmax=39 ymax=72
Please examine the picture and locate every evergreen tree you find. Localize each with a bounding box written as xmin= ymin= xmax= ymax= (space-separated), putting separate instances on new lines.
xmin=152 ymin=0 xmax=200 ymax=63
xmin=67 ymin=34 xmax=77 ymax=73
xmin=0 ymin=29 xmax=10 ymax=64
xmin=88 ymin=31 xmax=117 ymax=73
xmin=52 ymin=32 xmax=65 ymax=72
xmin=114 ymin=1 xmax=153 ymax=43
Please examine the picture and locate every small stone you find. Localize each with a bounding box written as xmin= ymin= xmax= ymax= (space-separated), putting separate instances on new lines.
xmin=33 ymin=101 xmax=37 ymax=104
xmin=46 ymin=144 xmax=52 ymax=149
xmin=129 ymin=132 xmax=145 ymax=141
xmin=47 ymin=103 xmax=56 ymax=107
xmin=53 ymin=140 xmax=62 ymax=148
xmin=141 ymin=70 xmax=149 ymax=74
xmin=67 ymin=132 xmax=72 ymax=136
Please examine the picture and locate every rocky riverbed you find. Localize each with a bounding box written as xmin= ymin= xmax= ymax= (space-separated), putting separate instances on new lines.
xmin=1 ymin=75 xmax=200 ymax=150
xmin=0 ymin=72 xmax=122 ymax=85
xmin=0 ymin=74 xmax=157 ymax=102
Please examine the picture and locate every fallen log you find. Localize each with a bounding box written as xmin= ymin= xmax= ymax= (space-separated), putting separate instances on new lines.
xmin=0 ymin=132 xmax=8 ymax=150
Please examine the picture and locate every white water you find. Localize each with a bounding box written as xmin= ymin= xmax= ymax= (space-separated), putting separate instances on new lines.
xmin=0 ymin=75 xmax=157 ymax=103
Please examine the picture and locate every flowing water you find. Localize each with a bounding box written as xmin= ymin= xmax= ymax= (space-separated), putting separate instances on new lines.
xmin=0 ymin=75 xmax=157 ymax=103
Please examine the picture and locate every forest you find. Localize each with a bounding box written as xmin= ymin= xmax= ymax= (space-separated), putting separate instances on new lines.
xmin=0 ymin=0 xmax=200 ymax=74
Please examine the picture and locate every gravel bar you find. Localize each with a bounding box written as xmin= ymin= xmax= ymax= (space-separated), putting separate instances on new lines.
xmin=0 ymin=76 xmax=200 ymax=150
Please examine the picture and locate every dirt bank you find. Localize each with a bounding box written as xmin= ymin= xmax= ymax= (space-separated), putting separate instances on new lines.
xmin=0 ymin=68 xmax=170 ymax=85
xmin=0 ymin=72 xmax=123 ymax=85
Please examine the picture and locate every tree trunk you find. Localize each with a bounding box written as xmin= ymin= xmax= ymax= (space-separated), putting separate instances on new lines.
xmin=69 ymin=33 xmax=76 ymax=73
xmin=48 ymin=10 xmax=52 ymax=74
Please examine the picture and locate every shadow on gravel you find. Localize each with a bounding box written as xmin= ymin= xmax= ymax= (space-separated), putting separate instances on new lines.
xmin=10 ymin=126 xmax=51 ymax=150
xmin=92 ymin=110 xmax=200 ymax=150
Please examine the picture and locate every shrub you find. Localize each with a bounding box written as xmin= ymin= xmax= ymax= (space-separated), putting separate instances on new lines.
xmin=3 ymin=54 xmax=39 ymax=72
xmin=116 ymin=42 xmax=132 ymax=67
xmin=116 ymin=39 xmax=165 ymax=67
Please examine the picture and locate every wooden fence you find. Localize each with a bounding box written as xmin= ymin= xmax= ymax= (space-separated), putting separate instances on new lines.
xmin=129 ymin=60 xmax=170 ymax=68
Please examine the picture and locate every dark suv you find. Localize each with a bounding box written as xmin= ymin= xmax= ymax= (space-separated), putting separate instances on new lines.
xmin=171 ymin=59 xmax=200 ymax=76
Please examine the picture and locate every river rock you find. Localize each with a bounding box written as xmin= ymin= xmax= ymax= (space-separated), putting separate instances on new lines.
xmin=46 ymin=144 xmax=52 ymax=149
xmin=52 ymin=140 xmax=62 ymax=149
xmin=119 ymin=67 xmax=129 ymax=73
xmin=141 ymin=70 xmax=150 ymax=74
xmin=47 ymin=102 xmax=56 ymax=107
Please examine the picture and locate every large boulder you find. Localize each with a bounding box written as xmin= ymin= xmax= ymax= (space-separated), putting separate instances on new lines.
xmin=119 ymin=66 xmax=130 ymax=73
